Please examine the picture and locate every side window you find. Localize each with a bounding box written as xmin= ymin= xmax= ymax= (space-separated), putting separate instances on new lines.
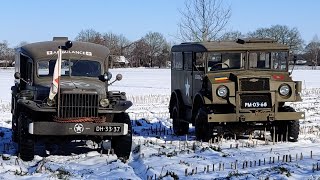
xmin=38 ymin=61 xmax=50 ymax=76
xmin=195 ymin=53 xmax=205 ymax=71
xmin=183 ymin=52 xmax=193 ymax=70
xmin=249 ymin=53 xmax=258 ymax=68
xmin=272 ymin=52 xmax=287 ymax=70
xmin=171 ymin=52 xmax=183 ymax=70
xmin=258 ymin=52 xmax=271 ymax=69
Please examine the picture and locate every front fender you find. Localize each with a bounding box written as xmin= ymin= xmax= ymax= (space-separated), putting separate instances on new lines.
xmin=112 ymin=100 xmax=133 ymax=112
xmin=17 ymin=99 xmax=55 ymax=112
xmin=98 ymin=100 xmax=132 ymax=113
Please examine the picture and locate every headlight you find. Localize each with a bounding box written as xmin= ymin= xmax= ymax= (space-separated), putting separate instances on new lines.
xmin=279 ymin=84 xmax=291 ymax=96
xmin=47 ymin=98 xmax=55 ymax=106
xmin=217 ymin=85 xmax=228 ymax=98
xmin=100 ymin=98 xmax=110 ymax=107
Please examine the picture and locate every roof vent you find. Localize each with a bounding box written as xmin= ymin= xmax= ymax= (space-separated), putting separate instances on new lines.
xmin=52 ymin=37 xmax=68 ymax=41
xmin=236 ymin=39 xmax=245 ymax=44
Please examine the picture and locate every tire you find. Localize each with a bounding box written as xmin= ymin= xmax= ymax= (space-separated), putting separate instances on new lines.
xmin=111 ymin=113 xmax=132 ymax=161
xmin=195 ymin=107 xmax=213 ymax=142
xmin=17 ymin=113 xmax=35 ymax=161
xmin=273 ymin=106 xmax=300 ymax=142
xmin=171 ymin=102 xmax=189 ymax=136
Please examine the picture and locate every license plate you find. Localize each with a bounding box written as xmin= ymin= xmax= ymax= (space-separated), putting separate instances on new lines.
xmin=95 ymin=126 xmax=121 ymax=132
xmin=241 ymin=94 xmax=271 ymax=108
xmin=243 ymin=102 xmax=268 ymax=108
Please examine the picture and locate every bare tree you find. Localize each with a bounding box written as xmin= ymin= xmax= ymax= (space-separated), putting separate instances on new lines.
xmin=75 ymin=29 xmax=104 ymax=45
xmin=0 ymin=40 xmax=14 ymax=67
xmin=177 ymin=0 xmax=231 ymax=42
xmin=129 ymin=39 xmax=151 ymax=67
xmin=248 ymin=25 xmax=304 ymax=53
xmin=153 ymin=43 xmax=171 ymax=68
xmin=143 ymin=32 xmax=168 ymax=67
xmin=305 ymin=35 xmax=320 ymax=68
xmin=102 ymin=32 xmax=131 ymax=56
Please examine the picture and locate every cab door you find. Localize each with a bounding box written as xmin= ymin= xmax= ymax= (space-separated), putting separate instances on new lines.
xmin=192 ymin=52 xmax=205 ymax=99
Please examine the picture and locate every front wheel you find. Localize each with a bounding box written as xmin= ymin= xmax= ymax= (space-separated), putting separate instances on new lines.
xmin=195 ymin=107 xmax=213 ymax=142
xmin=273 ymin=106 xmax=300 ymax=142
xmin=17 ymin=113 xmax=35 ymax=161
xmin=111 ymin=113 xmax=132 ymax=161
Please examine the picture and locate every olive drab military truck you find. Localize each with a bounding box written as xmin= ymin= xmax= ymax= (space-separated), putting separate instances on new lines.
xmin=169 ymin=39 xmax=305 ymax=142
xmin=11 ymin=37 xmax=132 ymax=161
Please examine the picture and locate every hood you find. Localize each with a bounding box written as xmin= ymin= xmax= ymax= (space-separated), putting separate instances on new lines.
xmin=34 ymin=79 xmax=107 ymax=100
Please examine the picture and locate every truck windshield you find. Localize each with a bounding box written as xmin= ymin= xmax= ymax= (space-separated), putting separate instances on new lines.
xmin=207 ymin=52 xmax=245 ymax=71
xmin=38 ymin=60 xmax=101 ymax=77
xmin=248 ymin=51 xmax=288 ymax=70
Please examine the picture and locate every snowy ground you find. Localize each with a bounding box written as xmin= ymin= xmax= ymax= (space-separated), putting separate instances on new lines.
xmin=0 ymin=67 xmax=320 ymax=179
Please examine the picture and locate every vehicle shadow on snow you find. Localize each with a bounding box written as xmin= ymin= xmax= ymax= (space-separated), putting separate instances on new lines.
xmin=131 ymin=119 xmax=197 ymax=141
xmin=39 ymin=140 xmax=102 ymax=157
xmin=131 ymin=119 xmax=268 ymax=142
xmin=0 ymin=126 xmax=104 ymax=158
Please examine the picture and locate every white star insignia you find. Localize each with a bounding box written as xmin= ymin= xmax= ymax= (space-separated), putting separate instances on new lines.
xmin=185 ymin=78 xmax=190 ymax=97
xmin=74 ymin=123 xmax=84 ymax=133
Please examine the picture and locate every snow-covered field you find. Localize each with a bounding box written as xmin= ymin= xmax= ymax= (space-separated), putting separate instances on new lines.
xmin=0 ymin=67 xmax=320 ymax=179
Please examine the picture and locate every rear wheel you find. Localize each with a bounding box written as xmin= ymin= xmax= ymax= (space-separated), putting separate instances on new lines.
xmin=111 ymin=113 xmax=132 ymax=161
xmin=273 ymin=106 xmax=300 ymax=142
xmin=195 ymin=107 xmax=213 ymax=142
xmin=17 ymin=113 xmax=35 ymax=161
xmin=172 ymin=103 xmax=189 ymax=136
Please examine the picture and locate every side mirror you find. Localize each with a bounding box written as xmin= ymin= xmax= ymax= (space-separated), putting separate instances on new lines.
xmin=99 ymin=72 xmax=112 ymax=82
xmin=108 ymin=73 xmax=123 ymax=85
xmin=116 ymin=74 xmax=122 ymax=81
xmin=104 ymin=72 xmax=113 ymax=81
xmin=14 ymin=72 xmax=21 ymax=79
xmin=14 ymin=72 xmax=28 ymax=84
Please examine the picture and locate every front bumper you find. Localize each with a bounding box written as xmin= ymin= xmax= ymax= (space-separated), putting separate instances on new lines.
xmin=208 ymin=112 xmax=305 ymax=123
xmin=28 ymin=122 xmax=128 ymax=136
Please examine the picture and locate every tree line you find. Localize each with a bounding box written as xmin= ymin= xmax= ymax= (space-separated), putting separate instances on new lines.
xmin=74 ymin=29 xmax=171 ymax=68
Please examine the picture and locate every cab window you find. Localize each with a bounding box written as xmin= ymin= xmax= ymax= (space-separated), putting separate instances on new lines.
xmin=207 ymin=52 xmax=245 ymax=71
xmin=38 ymin=60 xmax=101 ymax=77
xmin=183 ymin=52 xmax=193 ymax=70
xmin=171 ymin=52 xmax=183 ymax=70
xmin=249 ymin=51 xmax=288 ymax=70
xmin=195 ymin=53 xmax=205 ymax=71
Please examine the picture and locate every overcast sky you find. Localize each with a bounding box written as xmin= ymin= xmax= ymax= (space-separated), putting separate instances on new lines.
xmin=1 ymin=0 xmax=319 ymax=47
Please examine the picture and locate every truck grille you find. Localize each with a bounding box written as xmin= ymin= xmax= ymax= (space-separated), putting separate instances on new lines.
xmin=239 ymin=78 xmax=269 ymax=91
xmin=59 ymin=93 xmax=99 ymax=118
xmin=240 ymin=93 xmax=272 ymax=109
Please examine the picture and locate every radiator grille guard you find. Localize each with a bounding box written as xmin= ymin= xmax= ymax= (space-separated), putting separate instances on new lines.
xmin=59 ymin=92 xmax=99 ymax=118
xmin=239 ymin=78 xmax=270 ymax=91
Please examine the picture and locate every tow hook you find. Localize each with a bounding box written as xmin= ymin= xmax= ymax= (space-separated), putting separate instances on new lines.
xmin=268 ymin=114 xmax=275 ymax=121
xmin=239 ymin=115 xmax=246 ymax=122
